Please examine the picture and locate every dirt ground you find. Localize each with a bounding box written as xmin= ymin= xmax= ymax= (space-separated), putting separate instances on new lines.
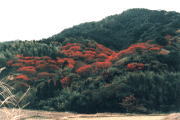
xmin=0 ymin=108 xmax=177 ymax=120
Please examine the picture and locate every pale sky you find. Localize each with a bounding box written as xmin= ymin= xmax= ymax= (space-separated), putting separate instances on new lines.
xmin=0 ymin=0 xmax=179 ymax=42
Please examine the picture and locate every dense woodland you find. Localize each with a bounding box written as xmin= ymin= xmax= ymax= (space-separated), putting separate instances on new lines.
xmin=0 ymin=8 xmax=180 ymax=113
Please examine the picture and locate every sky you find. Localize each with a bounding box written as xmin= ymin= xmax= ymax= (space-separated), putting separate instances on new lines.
xmin=0 ymin=0 xmax=179 ymax=42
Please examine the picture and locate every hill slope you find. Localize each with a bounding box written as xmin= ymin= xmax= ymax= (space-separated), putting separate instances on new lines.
xmin=44 ymin=8 xmax=180 ymax=50
xmin=0 ymin=8 xmax=180 ymax=113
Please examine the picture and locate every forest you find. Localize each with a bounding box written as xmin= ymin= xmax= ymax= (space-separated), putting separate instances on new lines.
xmin=0 ymin=8 xmax=180 ymax=113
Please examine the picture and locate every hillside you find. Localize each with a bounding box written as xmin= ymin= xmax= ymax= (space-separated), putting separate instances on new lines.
xmin=44 ymin=8 xmax=180 ymax=50
xmin=0 ymin=8 xmax=180 ymax=113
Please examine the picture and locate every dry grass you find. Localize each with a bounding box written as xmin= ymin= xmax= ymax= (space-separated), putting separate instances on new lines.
xmin=69 ymin=114 xmax=165 ymax=120
xmin=0 ymin=78 xmax=30 ymax=120
xmin=0 ymin=80 xmax=23 ymax=120
xmin=0 ymin=107 xmax=179 ymax=120
xmin=0 ymin=81 xmax=16 ymax=107
xmin=0 ymin=109 xmax=171 ymax=120
xmin=0 ymin=108 xmax=24 ymax=120
xmin=162 ymin=113 xmax=180 ymax=120
xmin=69 ymin=116 xmax=164 ymax=120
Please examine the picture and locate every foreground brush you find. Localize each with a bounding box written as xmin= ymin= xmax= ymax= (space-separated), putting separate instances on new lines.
xmin=0 ymin=69 xmax=30 ymax=120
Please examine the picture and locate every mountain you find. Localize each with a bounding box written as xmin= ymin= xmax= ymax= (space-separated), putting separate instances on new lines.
xmin=44 ymin=8 xmax=180 ymax=50
xmin=0 ymin=8 xmax=180 ymax=113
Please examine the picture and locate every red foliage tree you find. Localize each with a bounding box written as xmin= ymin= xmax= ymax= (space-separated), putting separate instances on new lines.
xmin=83 ymin=53 xmax=96 ymax=61
xmin=23 ymin=56 xmax=34 ymax=59
xmin=116 ymin=43 xmax=163 ymax=58
xmin=17 ymin=66 xmax=36 ymax=73
xmin=76 ymin=65 xmax=92 ymax=74
xmin=105 ymin=53 xmax=119 ymax=62
xmin=16 ymin=74 xmax=30 ymax=80
xmin=93 ymin=62 xmax=112 ymax=70
xmin=83 ymin=51 xmax=96 ymax=60
xmin=37 ymin=72 xmax=54 ymax=78
xmin=97 ymin=53 xmax=108 ymax=59
xmin=11 ymin=63 xmax=24 ymax=67
xmin=34 ymin=60 xmax=45 ymax=64
xmin=127 ymin=63 xmax=145 ymax=70
xmin=96 ymin=44 xmax=114 ymax=55
xmin=84 ymin=51 xmax=96 ymax=55
xmin=57 ymin=58 xmax=76 ymax=68
xmin=149 ymin=47 xmax=161 ymax=51
xmin=41 ymin=56 xmax=51 ymax=60
xmin=60 ymin=77 xmax=71 ymax=88
xmin=16 ymin=54 xmax=23 ymax=58
xmin=33 ymin=56 xmax=43 ymax=60
xmin=47 ymin=59 xmax=56 ymax=64
xmin=69 ymin=46 xmax=81 ymax=51
xmin=17 ymin=59 xmax=35 ymax=65
xmin=60 ymin=43 xmax=116 ymax=62
xmin=62 ymin=43 xmax=81 ymax=50
xmin=7 ymin=60 xmax=14 ymax=66
xmin=36 ymin=64 xmax=47 ymax=69
xmin=48 ymin=64 xmax=59 ymax=70
xmin=62 ymin=50 xmax=83 ymax=58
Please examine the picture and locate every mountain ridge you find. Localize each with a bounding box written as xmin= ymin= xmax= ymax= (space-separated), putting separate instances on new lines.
xmin=43 ymin=8 xmax=180 ymax=50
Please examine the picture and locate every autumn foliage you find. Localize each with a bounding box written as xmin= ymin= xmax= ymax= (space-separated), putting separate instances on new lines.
xmin=57 ymin=58 xmax=76 ymax=68
xmin=60 ymin=77 xmax=71 ymax=87
xmin=60 ymin=42 xmax=116 ymax=62
xmin=116 ymin=42 xmax=163 ymax=58
xmin=17 ymin=66 xmax=36 ymax=73
xmin=93 ymin=62 xmax=112 ymax=70
xmin=37 ymin=72 xmax=54 ymax=78
xmin=7 ymin=41 xmax=165 ymax=87
xmin=76 ymin=65 xmax=92 ymax=74
xmin=16 ymin=74 xmax=30 ymax=80
xmin=127 ymin=63 xmax=145 ymax=70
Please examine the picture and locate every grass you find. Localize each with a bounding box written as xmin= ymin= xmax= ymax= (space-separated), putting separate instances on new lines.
xmin=0 ymin=80 xmax=16 ymax=107
xmin=69 ymin=116 xmax=165 ymax=120
xmin=0 ymin=77 xmax=29 ymax=120
xmin=0 ymin=79 xmax=23 ymax=120
xmin=68 ymin=113 xmax=166 ymax=120
xmin=0 ymin=109 xmax=171 ymax=120
xmin=0 ymin=80 xmax=18 ymax=119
